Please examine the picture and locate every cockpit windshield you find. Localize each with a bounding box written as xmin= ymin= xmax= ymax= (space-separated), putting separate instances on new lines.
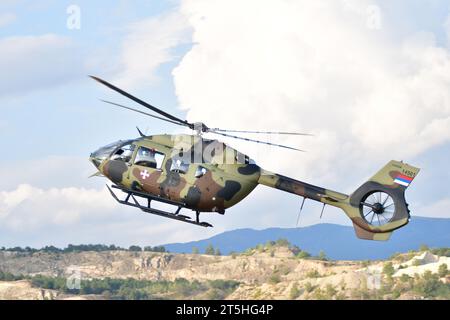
xmin=91 ymin=140 xmax=134 ymax=161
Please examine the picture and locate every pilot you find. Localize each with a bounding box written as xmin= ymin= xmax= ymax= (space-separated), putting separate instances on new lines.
xmin=111 ymin=145 xmax=134 ymax=162
xmin=138 ymin=148 xmax=157 ymax=168
xmin=121 ymin=148 xmax=133 ymax=162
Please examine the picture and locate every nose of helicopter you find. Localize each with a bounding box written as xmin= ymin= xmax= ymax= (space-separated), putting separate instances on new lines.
xmin=89 ymin=153 xmax=102 ymax=169
xmin=89 ymin=141 xmax=121 ymax=169
xmin=89 ymin=140 xmax=133 ymax=169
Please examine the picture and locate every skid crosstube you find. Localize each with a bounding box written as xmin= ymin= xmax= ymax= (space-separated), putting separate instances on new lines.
xmin=106 ymin=184 xmax=213 ymax=228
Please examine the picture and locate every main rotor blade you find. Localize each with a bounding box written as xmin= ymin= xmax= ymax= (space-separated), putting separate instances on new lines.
xmin=90 ymin=76 xmax=192 ymax=128
xmin=100 ymin=100 xmax=188 ymax=127
xmin=209 ymin=131 xmax=305 ymax=152
xmin=210 ymin=128 xmax=313 ymax=136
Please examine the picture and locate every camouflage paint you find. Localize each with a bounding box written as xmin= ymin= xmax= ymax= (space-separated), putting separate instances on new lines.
xmin=91 ymin=135 xmax=419 ymax=241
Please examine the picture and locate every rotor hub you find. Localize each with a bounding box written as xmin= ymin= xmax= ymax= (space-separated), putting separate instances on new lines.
xmin=373 ymin=203 xmax=384 ymax=214
xmin=193 ymin=122 xmax=209 ymax=135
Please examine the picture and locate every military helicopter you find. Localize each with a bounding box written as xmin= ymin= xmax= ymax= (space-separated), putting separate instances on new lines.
xmin=89 ymin=76 xmax=420 ymax=241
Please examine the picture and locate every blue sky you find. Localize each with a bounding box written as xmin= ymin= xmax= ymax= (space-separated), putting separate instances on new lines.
xmin=0 ymin=0 xmax=449 ymax=248
xmin=1 ymin=1 xmax=187 ymax=161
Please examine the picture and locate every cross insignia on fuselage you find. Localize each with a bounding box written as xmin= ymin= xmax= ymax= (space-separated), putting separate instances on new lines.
xmin=140 ymin=170 xmax=150 ymax=180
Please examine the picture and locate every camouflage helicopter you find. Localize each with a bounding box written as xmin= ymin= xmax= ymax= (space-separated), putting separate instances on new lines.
xmin=89 ymin=76 xmax=420 ymax=241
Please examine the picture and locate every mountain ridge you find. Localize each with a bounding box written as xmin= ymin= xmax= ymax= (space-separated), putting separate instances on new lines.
xmin=163 ymin=216 xmax=450 ymax=260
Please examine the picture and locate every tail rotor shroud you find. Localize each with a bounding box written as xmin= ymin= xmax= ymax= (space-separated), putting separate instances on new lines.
xmin=360 ymin=191 xmax=396 ymax=227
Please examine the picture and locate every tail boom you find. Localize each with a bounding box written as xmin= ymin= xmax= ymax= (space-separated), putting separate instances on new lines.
xmin=258 ymin=160 xmax=420 ymax=241
xmin=258 ymin=171 xmax=349 ymax=205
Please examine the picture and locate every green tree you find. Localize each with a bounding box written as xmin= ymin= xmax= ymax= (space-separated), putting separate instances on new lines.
xmin=413 ymin=270 xmax=450 ymax=298
xmin=296 ymin=251 xmax=311 ymax=259
xmin=206 ymin=288 xmax=222 ymax=300
xmin=361 ymin=260 xmax=370 ymax=267
xmin=129 ymin=245 xmax=142 ymax=252
xmin=304 ymin=282 xmax=315 ymax=293
xmin=391 ymin=288 xmax=401 ymax=300
xmin=265 ymin=240 xmax=275 ymax=248
xmin=289 ymin=245 xmax=301 ymax=255
xmin=42 ymin=245 xmax=60 ymax=253
xmin=205 ymin=244 xmax=215 ymax=255
xmin=275 ymin=238 xmax=290 ymax=247
xmin=389 ymin=252 xmax=401 ymax=260
xmin=317 ymin=250 xmax=327 ymax=261
xmin=431 ymin=248 xmax=450 ymax=257
xmin=412 ymin=259 xmax=422 ymax=267
xmin=289 ymin=283 xmax=300 ymax=300
xmin=419 ymin=244 xmax=429 ymax=252
xmin=311 ymin=288 xmax=328 ymax=300
xmin=268 ymin=273 xmax=281 ymax=284
xmin=438 ymin=263 xmax=448 ymax=277
xmin=325 ymin=284 xmax=337 ymax=298
xmin=215 ymin=248 xmax=221 ymax=256
xmin=192 ymin=247 xmax=199 ymax=254
xmin=306 ymin=269 xmax=321 ymax=278
xmin=399 ymin=274 xmax=411 ymax=283
xmin=152 ymin=246 xmax=166 ymax=253
xmin=383 ymin=262 xmax=395 ymax=277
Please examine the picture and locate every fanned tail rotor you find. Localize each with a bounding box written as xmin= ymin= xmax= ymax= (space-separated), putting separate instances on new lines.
xmin=360 ymin=191 xmax=396 ymax=227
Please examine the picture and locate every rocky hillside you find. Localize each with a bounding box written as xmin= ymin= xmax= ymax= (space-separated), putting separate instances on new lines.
xmin=0 ymin=244 xmax=448 ymax=300
xmin=163 ymin=217 xmax=450 ymax=260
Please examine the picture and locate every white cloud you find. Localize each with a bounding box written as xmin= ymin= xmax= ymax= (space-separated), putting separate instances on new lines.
xmin=173 ymin=0 xmax=450 ymax=183
xmin=0 ymin=13 xmax=16 ymax=27
xmin=0 ymin=156 xmax=94 ymax=190
xmin=114 ymin=11 xmax=190 ymax=89
xmin=0 ymin=184 xmax=116 ymax=230
xmin=416 ymin=198 xmax=450 ymax=219
xmin=168 ymin=0 xmax=450 ymax=226
xmin=0 ymin=182 xmax=214 ymax=247
xmin=0 ymin=34 xmax=86 ymax=97
xmin=0 ymin=156 xmax=222 ymax=247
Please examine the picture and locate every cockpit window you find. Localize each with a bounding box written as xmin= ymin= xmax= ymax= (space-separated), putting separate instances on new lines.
xmin=134 ymin=146 xmax=165 ymax=169
xmin=170 ymin=158 xmax=190 ymax=174
xmin=235 ymin=153 xmax=252 ymax=165
xmin=111 ymin=143 xmax=135 ymax=163
xmin=195 ymin=166 xmax=208 ymax=178
xmin=91 ymin=140 xmax=134 ymax=161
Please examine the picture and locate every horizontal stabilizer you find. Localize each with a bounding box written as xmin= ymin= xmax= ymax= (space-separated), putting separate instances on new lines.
xmin=352 ymin=222 xmax=392 ymax=241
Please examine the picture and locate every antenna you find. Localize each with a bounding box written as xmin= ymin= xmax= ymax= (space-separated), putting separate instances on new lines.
xmin=296 ymin=197 xmax=306 ymax=227
xmin=320 ymin=203 xmax=326 ymax=219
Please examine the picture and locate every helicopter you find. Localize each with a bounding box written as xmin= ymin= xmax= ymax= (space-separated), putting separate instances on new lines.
xmin=89 ymin=76 xmax=420 ymax=241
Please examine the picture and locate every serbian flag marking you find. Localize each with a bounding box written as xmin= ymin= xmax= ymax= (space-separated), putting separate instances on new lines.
xmin=394 ymin=173 xmax=414 ymax=187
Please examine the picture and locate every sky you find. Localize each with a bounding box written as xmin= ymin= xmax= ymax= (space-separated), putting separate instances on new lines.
xmin=0 ymin=0 xmax=449 ymax=248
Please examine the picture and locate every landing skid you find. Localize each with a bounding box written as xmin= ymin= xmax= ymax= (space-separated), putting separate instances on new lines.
xmin=106 ymin=184 xmax=213 ymax=228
